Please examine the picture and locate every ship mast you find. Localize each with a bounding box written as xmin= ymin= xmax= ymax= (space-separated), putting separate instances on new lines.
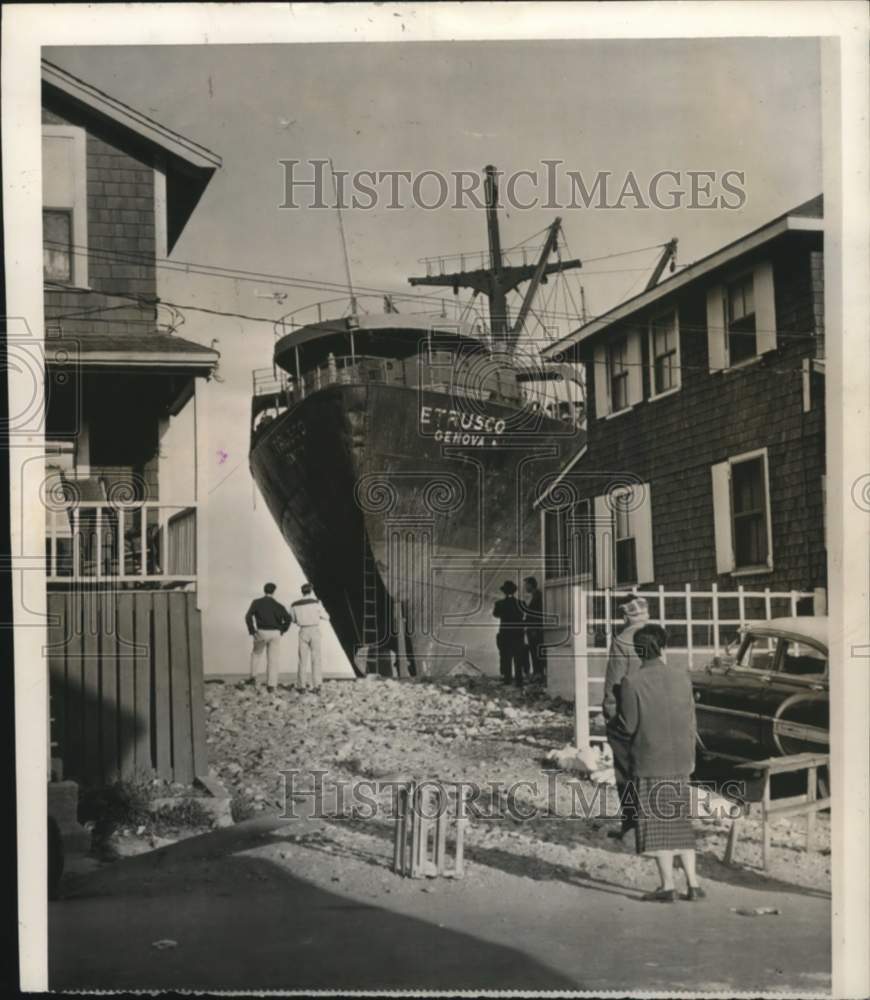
xmin=407 ymin=164 xmax=582 ymax=353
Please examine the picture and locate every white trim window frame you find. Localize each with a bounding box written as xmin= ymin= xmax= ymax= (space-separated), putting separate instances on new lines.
xmin=607 ymin=335 xmax=631 ymax=415
xmin=42 ymin=124 xmax=88 ymax=288
xmin=711 ymin=447 xmax=774 ymax=576
xmin=648 ymin=308 xmax=681 ymax=400
xmin=725 ymin=270 xmax=757 ymax=367
xmin=613 ymin=495 xmax=638 ymax=588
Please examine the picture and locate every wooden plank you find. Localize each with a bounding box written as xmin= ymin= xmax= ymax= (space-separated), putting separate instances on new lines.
xmin=116 ymin=593 xmax=137 ymax=779
xmin=724 ymin=816 xmax=741 ymax=865
xmin=152 ymin=593 xmax=172 ymax=779
xmin=133 ymin=592 xmax=153 ymax=777
xmin=186 ymin=594 xmax=208 ymax=778
xmin=47 ymin=592 xmax=66 ymax=776
xmin=100 ymin=591 xmax=120 ymax=783
xmin=82 ymin=588 xmax=102 ymax=782
xmin=767 ymin=797 xmax=831 ymax=821
xmin=169 ymin=593 xmax=194 ymax=784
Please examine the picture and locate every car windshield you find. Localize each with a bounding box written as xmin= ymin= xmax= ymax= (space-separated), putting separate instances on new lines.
xmin=780 ymin=639 xmax=827 ymax=677
xmin=737 ymin=634 xmax=778 ymax=672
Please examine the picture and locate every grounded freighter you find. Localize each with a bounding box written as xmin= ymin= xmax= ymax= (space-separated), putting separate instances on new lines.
xmin=249 ymin=166 xmax=586 ymax=677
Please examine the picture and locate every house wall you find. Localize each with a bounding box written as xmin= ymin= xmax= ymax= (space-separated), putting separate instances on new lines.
xmin=558 ymin=235 xmax=826 ymax=594
xmin=42 ymin=103 xmax=158 ymax=335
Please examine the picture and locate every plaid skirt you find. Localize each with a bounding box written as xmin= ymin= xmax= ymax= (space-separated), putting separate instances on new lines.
xmin=635 ymin=775 xmax=695 ymax=854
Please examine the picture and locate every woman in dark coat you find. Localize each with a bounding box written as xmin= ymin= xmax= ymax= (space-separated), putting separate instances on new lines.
xmin=620 ymin=624 xmax=705 ymax=902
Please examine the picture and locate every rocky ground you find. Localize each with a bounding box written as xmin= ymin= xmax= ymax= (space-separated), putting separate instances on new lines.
xmin=202 ymin=674 xmax=831 ymax=895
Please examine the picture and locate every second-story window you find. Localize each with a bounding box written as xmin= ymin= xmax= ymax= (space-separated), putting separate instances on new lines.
xmin=42 ymin=125 xmax=88 ymax=287
xmin=43 ymin=209 xmax=73 ymax=282
xmin=608 ymin=337 xmax=630 ymax=412
xmin=726 ymin=274 xmax=757 ymax=365
xmin=649 ymin=311 xmax=680 ymax=397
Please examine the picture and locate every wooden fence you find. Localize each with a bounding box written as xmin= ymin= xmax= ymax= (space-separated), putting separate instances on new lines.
xmin=47 ymin=589 xmax=207 ymax=786
xmin=543 ymin=583 xmax=821 ymax=749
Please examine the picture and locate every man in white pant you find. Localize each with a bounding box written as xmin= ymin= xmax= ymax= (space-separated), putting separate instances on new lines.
xmin=245 ymin=582 xmax=292 ymax=691
xmin=291 ymin=583 xmax=329 ymax=693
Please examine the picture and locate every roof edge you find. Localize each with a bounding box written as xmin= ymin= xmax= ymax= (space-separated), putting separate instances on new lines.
xmin=42 ymin=59 xmax=222 ymax=172
xmin=544 ymin=200 xmax=823 ymax=357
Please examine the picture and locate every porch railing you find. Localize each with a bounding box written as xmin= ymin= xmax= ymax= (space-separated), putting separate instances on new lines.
xmin=46 ymin=500 xmax=198 ymax=585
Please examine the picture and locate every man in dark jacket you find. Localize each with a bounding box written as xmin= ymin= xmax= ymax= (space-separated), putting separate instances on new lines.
xmin=245 ymin=582 xmax=292 ymax=691
xmin=493 ymin=580 xmax=526 ymax=687
xmin=522 ymin=576 xmax=546 ymax=683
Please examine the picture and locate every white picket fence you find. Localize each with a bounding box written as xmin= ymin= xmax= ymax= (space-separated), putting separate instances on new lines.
xmin=542 ymin=581 xmax=825 ymax=750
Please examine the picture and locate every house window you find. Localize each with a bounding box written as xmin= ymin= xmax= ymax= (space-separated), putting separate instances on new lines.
xmin=593 ymin=485 xmax=654 ymax=588
xmin=731 ymin=455 xmax=769 ymax=568
xmin=42 ymin=125 xmax=88 ymax=287
xmin=43 ymin=209 xmax=73 ymax=283
xmin=711 ymin=449 xmax=773 ymax=575
xmin=544 ymin=499 xmax=594 ymax=581
xmin=608 ymin=338 xmax=629 ymax=412
xmin=649 ymin=311 xmax=680 ymax=396
xmin=544 ymin=508 xmax=569 ymax=580
xmin=614 ymin=501 xmax=638 ymax=587
xmin=726 ymin=274 xmax=757 ymax=365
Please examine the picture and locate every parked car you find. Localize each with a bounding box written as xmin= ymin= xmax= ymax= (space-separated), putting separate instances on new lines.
xmin=692 ymin=617 xmax=829 ymax=767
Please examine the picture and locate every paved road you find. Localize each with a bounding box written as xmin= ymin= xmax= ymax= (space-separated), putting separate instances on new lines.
xmin=50 ymin=817 xmax=831 ymax=993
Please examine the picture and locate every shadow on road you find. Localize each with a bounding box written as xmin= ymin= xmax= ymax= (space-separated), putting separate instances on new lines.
xmin=50 ymin=817 xmax=578 ymax=992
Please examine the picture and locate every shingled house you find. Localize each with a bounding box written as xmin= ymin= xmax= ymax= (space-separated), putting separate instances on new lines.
xmin=42 ymin=59 xmax=222 ymax=787
xmin=539 ymin=198 xmax=826 ymax=606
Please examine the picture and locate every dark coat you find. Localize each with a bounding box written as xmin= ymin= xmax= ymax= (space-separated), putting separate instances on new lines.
xmin=522 ymin=589 xmax=545 ymax=633
xmin=245 ymin=596 xmax=292 ymax=635
xmin=493 ymin=595 xmax=524 ymax=636
xmin=620 ymin=658 xmax=697 ymax=778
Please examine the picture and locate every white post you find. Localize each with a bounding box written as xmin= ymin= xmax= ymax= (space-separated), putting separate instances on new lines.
xmin=72 ymin=508 xmax=80 ymax=579
xmin=95 ymin=507 xmax=102 ymax=580
xmin=572 ymin=584 xmax=590 ymax=753
xmin=659 ymin=583 xmax=666 ymax=627
xmin=685 ymin=582 xmax=694 ymax=669
xmin=813 ymin=587 xmax=827 ymax=615
xmin=712 ymin=582 xmax=720 ymax=653
xmin=764 ymin=587 xmax=772 ymax=622
xmin=789 ymin=590 xmax=799 ymax=617
xmin=194 ymin=378 xmax=209 ymax=611
xmin=118 ymin=509 xmax=125 ymax=578
xmin=738 ymin=584 xmax=746 ymax=629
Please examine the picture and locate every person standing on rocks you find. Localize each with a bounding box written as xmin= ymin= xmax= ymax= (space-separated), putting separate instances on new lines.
xmin=521 ymin=576 xmax=546 ymax=683
xmin=603 ymin=595 xmax=650 ymax=840
xmin=291 ymin=583 xmax=329 ymax=693
xmin=493 ymin=580 xmax=526 ymax=687
xmin=245 ymin=582 xmax=293 ymax=692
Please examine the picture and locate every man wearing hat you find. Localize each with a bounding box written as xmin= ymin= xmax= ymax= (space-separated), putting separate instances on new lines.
xmin=603 ymin=595 xmax=650 ymax=839
xmin=492 ymin=580 xmax=527 ymax=687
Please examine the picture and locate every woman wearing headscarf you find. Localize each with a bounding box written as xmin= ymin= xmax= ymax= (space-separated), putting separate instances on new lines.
xmin=620 ymin=623 xmax=705 ymax=902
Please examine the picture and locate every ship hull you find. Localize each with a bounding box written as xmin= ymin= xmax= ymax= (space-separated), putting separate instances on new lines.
xmin=250 ymin=382 xmax=582 ymax=677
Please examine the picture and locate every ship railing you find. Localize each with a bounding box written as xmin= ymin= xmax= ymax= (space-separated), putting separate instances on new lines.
xmin=251 ymin=355 xmax=584 ymax=434
xmin=273 ymin=294 xmax=488 ymax=337
xmin=46 ymin=500 xmax=198 ymax=586
xmin=417 ymin=239 xmax=569 ymax=277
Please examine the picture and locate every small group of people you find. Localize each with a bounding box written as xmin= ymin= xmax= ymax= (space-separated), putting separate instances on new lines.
xmin=244 ymin=581 xmax=329 ymax=694
xmin=604 ymin=596 xmax=705 ymax=902
xmin=492 ymin=576 xmax=546 ymax=687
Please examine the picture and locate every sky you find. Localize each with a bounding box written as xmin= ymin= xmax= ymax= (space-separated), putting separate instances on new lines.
xmin=45 ymin=38 xmax=823 ymax=675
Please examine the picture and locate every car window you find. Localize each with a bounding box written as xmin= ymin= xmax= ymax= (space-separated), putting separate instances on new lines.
xmin=736 ymin=634 xmax=779 ymax=672
xmin=780 ymin=640 xmax=827 ymax=677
